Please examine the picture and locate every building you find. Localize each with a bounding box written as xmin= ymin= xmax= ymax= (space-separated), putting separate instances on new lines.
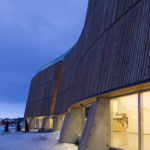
xmin=24 ymin=50 xmax=70 ymax=132
xmin=24 ymin=0 xmax=150 ymax=149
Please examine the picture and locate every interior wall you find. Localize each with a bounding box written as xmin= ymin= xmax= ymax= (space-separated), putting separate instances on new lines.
xmin=110 ymin=94 xmax=139 ymax=150
xmin=111 ymin=94 xmax=138 ymax=133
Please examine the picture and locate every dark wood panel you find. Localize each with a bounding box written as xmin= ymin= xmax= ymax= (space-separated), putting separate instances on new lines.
xmin=54 ymin=0 xmax=149 ymax=114
xmin=25 ymin=62 xmax=62 ymax=117
xmin=25 ymin=0 xmax=149 ymax=116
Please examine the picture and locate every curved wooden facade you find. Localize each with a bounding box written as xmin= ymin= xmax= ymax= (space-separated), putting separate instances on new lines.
xmin=25 ymin=0 xmax=150 ymax=117
xmin=54 ymin=0 xmax=150 ymax=114
xmin=25 ymin=62 xmax=62 ymax=117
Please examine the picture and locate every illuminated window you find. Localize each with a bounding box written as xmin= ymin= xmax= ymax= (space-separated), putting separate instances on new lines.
xmin=110 ymin=94 xmax=138 ymax=150
xmin=141 ymin=91 xmax=150 ymax=150
xmin=49 ymin=118 xmax=53 ymax=129
xmin=39 ymin=116 xmax=44 ymax=128
xmin=36 ymin=116 xmax=43 ymax=128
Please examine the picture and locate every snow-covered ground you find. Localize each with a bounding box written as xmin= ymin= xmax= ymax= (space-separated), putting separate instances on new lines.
xmin=0 ymin=126 xmax=4 ymax=133
xmin=0 ymin=126 xmax=78 ymax=150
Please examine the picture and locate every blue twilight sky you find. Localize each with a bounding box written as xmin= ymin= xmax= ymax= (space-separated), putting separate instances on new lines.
xmin=0 ymin=0 xmax=88 ymax=118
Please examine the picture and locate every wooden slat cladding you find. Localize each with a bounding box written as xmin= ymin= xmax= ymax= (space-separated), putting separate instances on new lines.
xmin=60 ymin=0 xmax=140 ymax=76
xmin=54 ymin=0 xmax=150 ymax=115
xmin=50 ymin=62 xmax=63 ymax=115
xmin=24 ymin=62 xmax=62 ymax=117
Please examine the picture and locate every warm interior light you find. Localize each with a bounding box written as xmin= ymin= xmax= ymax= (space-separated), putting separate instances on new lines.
xmin=49 ymin=118 xmax=53 ymax=129
xmin=110 ymin=94 xmax=138 ymax=150
xmin=141 ymin=91 xmax=150 ymax=150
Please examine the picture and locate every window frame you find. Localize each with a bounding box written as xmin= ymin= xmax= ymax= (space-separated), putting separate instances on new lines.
xmin=109 ymin=90 xmax=150 ymax=150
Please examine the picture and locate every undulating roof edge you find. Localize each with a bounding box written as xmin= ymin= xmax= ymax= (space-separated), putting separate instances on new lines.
xmin=36 ymin=48 xmax=72 ymax=75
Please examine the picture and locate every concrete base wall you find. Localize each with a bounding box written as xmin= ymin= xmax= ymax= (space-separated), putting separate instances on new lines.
xmin=53 ymin=114 xmax=65 ymax=132
xmin=59 ymin=108 xmax=84 ymax=144
xmin=22 ymin=117 xmax=30 ymax=130
xmin=35 ymin=116 xmax=44 ymax=129
xmin=39 ymin=115 xmax=65 ymax=132
xmin=80 ymin=105 xmax=86 ymax=136
xmin=29 ymin=117 xmax=36 ymax=130
xmin=78 ymin=98 xmax=110 ymax=150
xmin=40 ymin=116 xmax=53 ymax=131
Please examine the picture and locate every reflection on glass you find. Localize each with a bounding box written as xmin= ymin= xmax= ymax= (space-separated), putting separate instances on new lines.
xmin=110 ymin=94 xmax=138 ymax=150
xmin=141 ymin=91 xmax=150 ymax=150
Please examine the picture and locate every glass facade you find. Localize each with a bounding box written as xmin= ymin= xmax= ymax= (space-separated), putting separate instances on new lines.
xmin=110 ymin=94 xmax=138 ymax=150
xmin=141 ymin=91 xmax=150 ymax=150
xmin=110 ymin=91 xmax=150 ymax=150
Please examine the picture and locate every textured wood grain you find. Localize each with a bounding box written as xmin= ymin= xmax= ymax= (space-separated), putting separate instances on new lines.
xmin=25 ymin=0 xmax=150 ymax=116
xmin=54 ymin=0 xmax=150 ymax=115
xmin=25 ymin=62 xmax=62 ymax=117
